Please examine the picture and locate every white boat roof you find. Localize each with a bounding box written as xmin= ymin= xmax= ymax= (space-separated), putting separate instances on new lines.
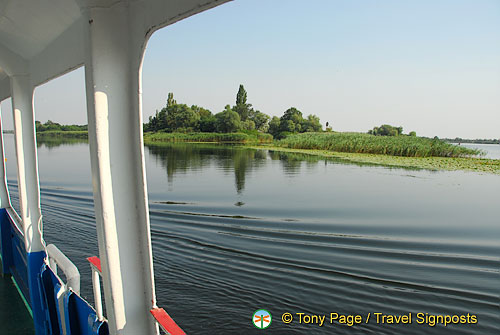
xmin=0 ymin=0 xmax=230 ymax=100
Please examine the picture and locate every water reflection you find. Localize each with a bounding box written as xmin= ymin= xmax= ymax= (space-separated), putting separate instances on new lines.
xmin=36 ymin=137 xmax=88 ymax=149
xmin=34 ymin=138 xmax=429 ymax=195
xmin=146 ymin=143 xmax=268 ymax=193
xmin=145 ymin=143 xmax=427 ymax=193
xmin=268 ymin=150 xmax=327 ymax=175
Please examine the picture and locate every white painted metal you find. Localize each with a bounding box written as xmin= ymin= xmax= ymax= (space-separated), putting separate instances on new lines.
xmin=0 ymin=0 xmax=233 ymax=86
xmin=10 ymin=74 xmax=44 ymax=253
xmin=49 ymin=257 xmax=58 ymax=275
xmin=83 ymin=3 xmax=157 ymax=334
xmin=46 ymin=244 xmax=81 ymax=294
xmin=0 ymin=72 xmax=10 ymax=101
xmin=0 ymin=105 xmax=11 ymax=208
xmin=0 ymin=1 xmax=234 ymax=334
xmin=6 ymin=204 xmax=22 ymax=230
xmin=91 ymin=267 xmax=104 ymax=321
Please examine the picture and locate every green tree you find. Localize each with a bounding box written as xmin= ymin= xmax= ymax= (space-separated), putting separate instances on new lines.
xmin=145 ymin=93 xmax=213 ymax=132
xmin=234 ymin=84 xmax=252 ymax=121
xmin=167 ymin=92 xmax=176 ymax=107
xmin=280 ymin=107 xmax=304 ymax=133
xmin=409 ymin=131 xmax=417 ymax=137
xmin=268 ymin=116 xmax=281 ymax=138
xmin=215 ymin=105 xmax=241 ymax=133
xmin=192 ymin=105 xmax=214 ymax=132
xmin=302 ymin=114 xmax=322 ymax=132
xmin=282 ymin=120 xmax=296 ymax=132
xmin=251 ymin=111 xmax=270 ymax=132
xmin=191 ymin=105 xmax=212 ymax=119
xmin=236 ymin=84 xmax=247 ymax=105
xmin=241 ymin=120 xmax=256 ymax=131
xmin=199 ymin=115 xmax=217 ymax=132
xmin=165 ymin=104 xmax=200 ymax=132
xmin=369 ymin=124 xmax=403 ymax=136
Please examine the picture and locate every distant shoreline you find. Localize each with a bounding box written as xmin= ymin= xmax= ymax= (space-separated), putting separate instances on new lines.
xmin=444 ymin=139 xmax=499 ymax=145
xmin=3 ymin=130 xmax=498 ymax=174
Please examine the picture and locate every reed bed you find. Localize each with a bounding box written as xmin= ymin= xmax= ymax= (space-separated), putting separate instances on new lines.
xmin=36 ymin=131 xmax=88 ymax=139
xmin=144 ymin=132 xmax=273 ymax=143
xmin=277 ymin=132 xmax=482 ymax=158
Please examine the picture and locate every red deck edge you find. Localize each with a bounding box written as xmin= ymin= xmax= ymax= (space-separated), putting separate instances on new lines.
xmin=150 ymin=308 xmax=186 ymax=335
xmin=87 ymin=256 xmax=102 ymax=272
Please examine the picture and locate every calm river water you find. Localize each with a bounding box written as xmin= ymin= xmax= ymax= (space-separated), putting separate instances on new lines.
xmin=3 ymin=136 xmax=499 ymax=334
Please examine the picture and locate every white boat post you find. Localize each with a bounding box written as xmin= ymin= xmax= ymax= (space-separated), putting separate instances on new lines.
xmin=9 ymin=72 xmax=47 ymax=333
xmin=0 ymin=1 xmax=234 ymax=334
xmin=83 ymin=2 xmax=158 ymax=334
xmin=10 ymin=74 xmax=44 ymax=254
xmin=0 ymin=105 xmax=11 ymax=209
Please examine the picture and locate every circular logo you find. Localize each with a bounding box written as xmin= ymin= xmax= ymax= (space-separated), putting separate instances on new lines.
xmin=253 ymin=309 xmax=272 ymax=329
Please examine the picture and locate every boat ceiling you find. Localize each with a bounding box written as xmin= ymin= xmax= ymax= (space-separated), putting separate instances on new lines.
xmin=0 ymin=0 xmax=80 ymax=60
xmin=0 ymin=0 xmax=231 ymax=100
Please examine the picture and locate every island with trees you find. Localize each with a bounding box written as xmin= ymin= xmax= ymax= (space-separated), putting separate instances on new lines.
xmin=142 ymin=85 xmax=322 ymax=143
xmin=23 ymin=84 xmax=500 ymax=174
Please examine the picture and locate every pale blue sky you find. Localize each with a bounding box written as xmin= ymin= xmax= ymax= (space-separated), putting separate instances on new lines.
xmin=2 ymin=0 xmax=499 ymax=138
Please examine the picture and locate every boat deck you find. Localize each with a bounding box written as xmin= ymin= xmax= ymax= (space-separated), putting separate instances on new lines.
xmin=0 ymin=261 xmax=34 ymax=335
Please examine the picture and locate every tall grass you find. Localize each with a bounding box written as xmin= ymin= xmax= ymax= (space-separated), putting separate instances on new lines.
xmin=144 ymin=132 xmax=273 ymax=143
xmin=277 ymin=132 xmax=482 ymax=158
xmin=36 ymin=130 xmax=88 ymax=139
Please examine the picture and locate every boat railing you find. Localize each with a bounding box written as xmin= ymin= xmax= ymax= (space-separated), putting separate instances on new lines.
xmin=87 ymin=256 xmax=186 ymax=335
xmin=46 ymin=243 xmax=80 ymax=294
xmin=1 ymin=206 xmax=109 ymax=334
xmin=6 ymin=207 xmax=23 ymax=235
xmin=87 ymin=255 xmax=105 ymax=321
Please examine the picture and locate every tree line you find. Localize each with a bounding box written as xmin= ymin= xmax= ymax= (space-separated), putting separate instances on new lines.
xmin=143 ymin=85 xmax=322 ymax=138
xmin=444 ymin=138 xmax=499 ymax=144
xmin=35 ymin=120 xmax=87 ymax=132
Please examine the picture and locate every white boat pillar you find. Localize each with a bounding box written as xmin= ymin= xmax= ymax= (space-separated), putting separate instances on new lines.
xmin=83 ymin=3 xmax=157 ymax=335
xmin=0 ymin=104 xmax=11 ymax=209
xmin=10 ymin=73 xmax=46 ymax=334
xmin=10 ymin=74 xmax=44 ymax=253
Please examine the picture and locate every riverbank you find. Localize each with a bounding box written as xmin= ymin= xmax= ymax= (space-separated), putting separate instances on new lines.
xmin=143 ymin=131 xmax=272 ymax=143
xmin=248 ymin=145 xmax=500 ymax=175
xmin=36 ymin=130 xmax=88 ymax=139
xmin=31 ymin=131 xmax=500 ymax=174
xmin=34 ymin=130 xmax=273 ymax=143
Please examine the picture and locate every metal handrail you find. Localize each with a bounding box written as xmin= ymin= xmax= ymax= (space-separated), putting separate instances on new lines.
xmin=87 ymin=256 xmax=104 ymax=321
xmin=46 ymin=244 xmax=80 ymax=294
xmin=150 ymin=307 xmax=186 ymax=335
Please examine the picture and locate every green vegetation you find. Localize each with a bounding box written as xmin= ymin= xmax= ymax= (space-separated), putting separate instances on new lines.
xmin=144 ymin=131 xmax=272 ymax=144
xmin=144 ymin=86 xmax=273 ymax=134
xmin=36 ymin=120 xmax=87 ymax=132
xmin=35 ymin=120 xmax=88 ymax=140
xmin=277 ymin=132 xmax=482 ymax=158
xmin=28 ymin=87 xmax=500 ymax=175
xmin=36 ymin=130 xmax=88 ymax=139
xmin=249 ymin=145 xmax=500 ymax=175
xmin=144 ymin=85 xmax=321 ymax=139
xmin=268 ymin=107 xmax=322 ymax=139
xmin=368 ymin=124 xmax=404 ymax=136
